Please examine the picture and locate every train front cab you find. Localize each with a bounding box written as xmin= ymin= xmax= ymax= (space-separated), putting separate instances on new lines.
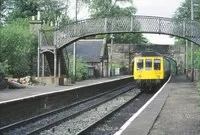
xmin=133 ymin=56 xmax=164 ymax=91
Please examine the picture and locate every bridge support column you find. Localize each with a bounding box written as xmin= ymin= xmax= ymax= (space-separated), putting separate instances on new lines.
xmin=54 ymin=49 xmax=57 ymax=78
xmin=58 ymin=53 xmax=61 ymax=78
xmin=37 ymin=47 xmax=40 ymax=77
xmin=42 ymin=53 xmax=45 ymax=77
xmin=191 ymin=42 xmax=194 ymax=82
xmin=185 ymin=40 xmax=188 ymax=76
xmin=37 ymin=30 xmax=41 ymax=78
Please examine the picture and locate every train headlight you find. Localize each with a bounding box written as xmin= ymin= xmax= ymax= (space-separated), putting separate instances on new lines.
xmin=138 ymin=75 xmax=142 ymax=78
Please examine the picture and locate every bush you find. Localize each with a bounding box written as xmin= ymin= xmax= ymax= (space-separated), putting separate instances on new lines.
xmin=0 ymin=18 xmax=37 ymax=77
xmin=67 ymin=53 xmax=88 ymax=81
xmin=0 ymin=60 xmax=9 ymax=75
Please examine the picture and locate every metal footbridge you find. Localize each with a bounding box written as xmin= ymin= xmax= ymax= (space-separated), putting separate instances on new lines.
xmin=38 ymin=15 xmax=200 ymax=78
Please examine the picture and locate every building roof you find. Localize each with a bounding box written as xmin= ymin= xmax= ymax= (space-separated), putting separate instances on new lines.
xmin=66 ymin=39 xmax=107 ymax=63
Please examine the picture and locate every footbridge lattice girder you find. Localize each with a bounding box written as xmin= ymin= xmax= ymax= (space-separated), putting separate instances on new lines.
xmin=39 ymin=15 xmax=200 ymax=50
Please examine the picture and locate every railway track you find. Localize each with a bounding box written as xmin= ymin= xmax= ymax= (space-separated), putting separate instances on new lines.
xmin=78 ymin=81 xmax=166 ymax=135
xmin=78 ymin=91 xmax=153 ymax=135
xmin=0 ymin=82 xmax=138 ymax=135
xmin=76 ymin=91 xmax=143 ymax=135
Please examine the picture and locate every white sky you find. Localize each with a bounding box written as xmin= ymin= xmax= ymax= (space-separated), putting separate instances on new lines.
xmin=134 ymin=0 xmax=184 ymax=45
xmin=69 ymin=0 xmax=185 ymax=45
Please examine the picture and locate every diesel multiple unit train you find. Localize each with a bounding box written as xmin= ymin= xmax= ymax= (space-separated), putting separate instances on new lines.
xmin=133 ymin=51 xmax=171 ymax=92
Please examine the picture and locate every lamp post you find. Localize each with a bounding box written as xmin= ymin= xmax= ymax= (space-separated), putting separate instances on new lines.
xmin=73 ymin=0 xmax=78 ymax=83
xmin=191 ymin=0 xmax=194 ymax=82
xmin=36 ymin=9 xmax=42 ymax=78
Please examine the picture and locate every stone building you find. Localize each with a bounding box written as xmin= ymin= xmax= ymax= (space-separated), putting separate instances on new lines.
xmin=67 ymin=39 xmax=109 ymax=78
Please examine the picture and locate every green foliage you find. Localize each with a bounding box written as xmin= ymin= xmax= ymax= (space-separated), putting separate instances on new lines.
xmin=41 ymin=24 xmax=54 ymax=45
xmin=0 ymin=0 xmax=7 ymax=24
xmin=0 ymin=60 xmax=9 ymax=75
xmin=2 ymin=0 xmax=70 ymax=26
xmin=83 ymin=0 xmax=148 ymax=44
xmin=173 ymin=0 xmax=200 ymax=45
xmin=174 ymin=0 xmax=200 ymax=21
xmin=194 ymin=49 xmax=200 ymax=69
xmin=174 ymin=0 xmax=200 ymax=72
xmin=187 ymin=48 xmax=200 ymax=69
xmin=67 ymin=54 xmax=88 ymax=81
xmin=174 ymin=38 xmax=186 ymax=45
xmin=89 ymin=1 xmax=136 ymax=18
xmin=6 ymin=0 xmax=38 ymax=21
xmin=112 ymin=62 xmax=123 ymax=68
xmin=0 ymin=18 xmax=37 ymax=77
xmin=38 ymin=0 xmax=68 ymax=22
xmin=113 ymin=33 xmax=149 ymax=44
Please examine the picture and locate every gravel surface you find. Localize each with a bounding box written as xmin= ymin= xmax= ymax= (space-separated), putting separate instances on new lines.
xmin=2 ymin=84 xmax=134 ymax=135
xmin=85 ymin=93 xmax=154 ymax=135
xmin=40 ymin=89 xmax=140 ymax=135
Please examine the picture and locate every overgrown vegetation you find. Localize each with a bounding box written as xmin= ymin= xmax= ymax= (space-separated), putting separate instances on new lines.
xmin=0 ymin=0 xmax=149 ymax=78
xmin=0 ymin=0 xmax=70 ymax=77
xmin=67 ymin=54 xmax=87 ymax=81
xmin=82 ymin=0 xmax=149 ymax=44
xmin=173 ymin=0 xmax=200 ymax=80
xmin=0 ymin=19 xmax=37 ymax=77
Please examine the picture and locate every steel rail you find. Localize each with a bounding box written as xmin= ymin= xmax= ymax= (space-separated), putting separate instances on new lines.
xmin=27 ymin=84 xmax=135 ymax=135
xmin=76 ymin=91 xmax=142 ymax=135
xmin=0 ymin=82 xmax=133 ymax=132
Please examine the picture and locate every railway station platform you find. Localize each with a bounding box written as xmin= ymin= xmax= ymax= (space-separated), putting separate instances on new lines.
xmin=117 ymin=75 xmax=200 ymax=135
xmin=0 ymin=75 xmax=131 ymax=103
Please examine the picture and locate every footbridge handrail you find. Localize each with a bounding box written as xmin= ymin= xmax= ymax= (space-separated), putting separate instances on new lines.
xmin=40 ymin=15 xmax=200 ymax=49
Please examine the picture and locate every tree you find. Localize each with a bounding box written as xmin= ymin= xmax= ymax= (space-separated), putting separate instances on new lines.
xmin=81 ymin=0 xmax=148 ymax=44
xmin=0 ymin=18 xmax=37 ymax=77
xmin=174 ymin=0 xmax=200 ymax=21
xmin=3 ymin=0 xmax=70 ymax=26
xmin=173 ymin=0 xmax=200 ymax=46
xmin=39 ymin=0 xmax=68 ymax=23
xmin=173 ymin=0 xmax=200 ymax=72
xmin=5 ymin=0 xmax=39 ymax=21
xmin=86 ymin=0 xmax=136 ymax=18
xmin=0 ymin=0 xmax=7 ymax=24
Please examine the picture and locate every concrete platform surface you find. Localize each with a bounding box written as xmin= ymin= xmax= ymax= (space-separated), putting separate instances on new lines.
xmin=119 ymin=75 xmax=200 ymax=135
xmin=0 ymin=75 xmax=131 ymax=103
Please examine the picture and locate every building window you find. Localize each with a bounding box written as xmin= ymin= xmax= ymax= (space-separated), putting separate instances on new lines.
xmin=154 ymin=59 xmax=161 ymax=70
xmin=145 ymin=59 xmax=152 ymax=70
xmin=137 ymin=59 xmax=143 ymax=70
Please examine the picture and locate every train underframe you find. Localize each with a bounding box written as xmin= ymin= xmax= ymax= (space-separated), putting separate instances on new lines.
xmin=136 ymin=79 xmax=163 ymax=92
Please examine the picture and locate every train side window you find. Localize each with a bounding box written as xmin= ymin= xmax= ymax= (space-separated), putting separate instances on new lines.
xmin=137 ymin=59 xmax=143 ymax=70
xmin=145 ymin=59 xmax=152 ymax=70
xmin=154 ymin=59 xmax=161 ymax=70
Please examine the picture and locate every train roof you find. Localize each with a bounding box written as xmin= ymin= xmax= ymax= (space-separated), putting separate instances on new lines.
xmin=135 ymin=51 xmax=163 ymax=57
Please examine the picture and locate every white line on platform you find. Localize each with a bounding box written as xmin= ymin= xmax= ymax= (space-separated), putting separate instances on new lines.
xmin=0 ymin=76 xmax=132 ymax=104
xmin=114 ymin=76 xmax=171 ymax=135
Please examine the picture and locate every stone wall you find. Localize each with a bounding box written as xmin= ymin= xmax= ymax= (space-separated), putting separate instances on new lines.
xmin=107 ymin=44 xmax=185 ymax=73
